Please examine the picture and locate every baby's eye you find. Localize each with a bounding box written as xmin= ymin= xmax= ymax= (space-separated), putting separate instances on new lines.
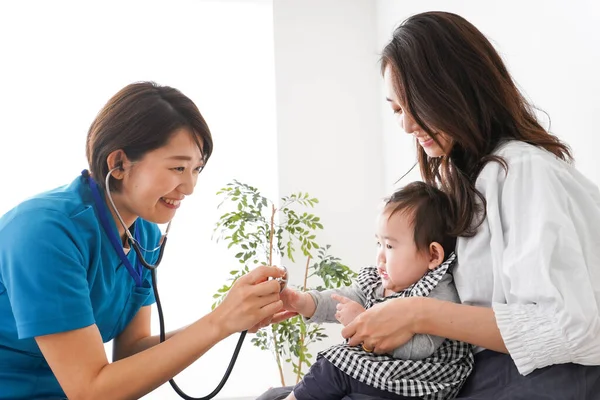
xmin=386 ymin=244 xmax=393 ymax=249
xmin=376 ymin=241 xmax=381 ymax=247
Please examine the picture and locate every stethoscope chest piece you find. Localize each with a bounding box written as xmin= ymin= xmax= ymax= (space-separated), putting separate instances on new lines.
xmin=275 ymin=266 xmax=288 ymax=292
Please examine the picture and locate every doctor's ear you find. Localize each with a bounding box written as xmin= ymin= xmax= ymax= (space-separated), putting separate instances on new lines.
xmin=106 ymin=150 xmax=129 ymax=179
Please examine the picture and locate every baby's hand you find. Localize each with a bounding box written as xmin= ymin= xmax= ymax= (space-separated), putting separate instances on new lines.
xmin=331 ymin=294 xmax=366 ymax=326
xmin=279 ymin=287 xmax=307 ymax=313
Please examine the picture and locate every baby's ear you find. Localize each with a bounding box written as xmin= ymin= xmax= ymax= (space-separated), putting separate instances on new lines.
xmin=427 ymin=242 xmax=445 ymax=270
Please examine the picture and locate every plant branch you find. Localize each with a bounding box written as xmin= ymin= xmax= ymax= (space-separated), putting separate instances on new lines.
xmin=268 ymin=204 xmax=286 ymax=385
xmin=213 ymin=182 xmax=352 ymax=382
xmin=269 ymin=204 xmax=275 ymax=266
xmin=272 ymin=325 xmax=286 ymax=386
xmin=296 ymin=255 xmax=311 ymax=384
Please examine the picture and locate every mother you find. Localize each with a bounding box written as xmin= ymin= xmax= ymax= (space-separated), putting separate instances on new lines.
xmin=259 ymin=11 xmax=600 ymax=400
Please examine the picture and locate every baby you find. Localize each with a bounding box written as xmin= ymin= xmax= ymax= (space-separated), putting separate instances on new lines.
xmin=279 ymin=182 xmax=473 ymax=400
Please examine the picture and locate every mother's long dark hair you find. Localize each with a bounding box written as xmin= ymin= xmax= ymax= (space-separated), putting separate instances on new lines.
xmin=381 ymin=11 xmax=571 ymax=236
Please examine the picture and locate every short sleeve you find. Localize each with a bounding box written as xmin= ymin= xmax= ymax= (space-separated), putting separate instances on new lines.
xmin=142 ymin=284 xmax=156 ymax=306
xmin=0 ymin=210 xmax=94 ymax=339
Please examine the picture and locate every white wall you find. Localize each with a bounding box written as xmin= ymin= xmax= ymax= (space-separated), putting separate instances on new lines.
xmin=376 ymin=0 xmax=600 ymax=190
xmin=272 ymin=0 xmax=385 ymax=386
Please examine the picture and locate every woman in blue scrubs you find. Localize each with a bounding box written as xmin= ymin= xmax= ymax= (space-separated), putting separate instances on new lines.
xmin=0 ymin=82 xmax=286 ymax=399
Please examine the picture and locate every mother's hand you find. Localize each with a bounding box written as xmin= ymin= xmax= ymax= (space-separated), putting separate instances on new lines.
xmin=341 ymin=297 xmax=420 ymax=354
xmin=214 ymin=265 xmax=285 ymax=335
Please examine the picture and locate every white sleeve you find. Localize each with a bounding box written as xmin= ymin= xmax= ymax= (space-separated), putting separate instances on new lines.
xmin=485 ymin=153 xmax=600 ymax=375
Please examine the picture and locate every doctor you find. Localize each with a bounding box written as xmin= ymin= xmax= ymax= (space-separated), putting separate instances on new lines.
xmin=0 ymin=82 xmax=287 ymax=400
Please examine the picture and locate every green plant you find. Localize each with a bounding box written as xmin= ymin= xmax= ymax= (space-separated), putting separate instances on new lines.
xmin=212 ymin=180 xmax=357 ymax=385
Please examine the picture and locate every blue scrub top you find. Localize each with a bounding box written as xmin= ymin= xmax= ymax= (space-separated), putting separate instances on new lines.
xmin=0 ymin=175 xmax=160 ymax=399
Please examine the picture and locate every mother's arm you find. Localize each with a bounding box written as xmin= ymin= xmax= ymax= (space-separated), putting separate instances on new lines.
xmin=342 ymin=296 xmax=507 ymax=355
xmin=418 ymin=298 xmax=507 ymax=353
xmin=346 ymin=152 xmax=600 ymax=376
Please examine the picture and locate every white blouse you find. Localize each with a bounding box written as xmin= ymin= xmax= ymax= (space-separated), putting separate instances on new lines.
xmin=455 ymin=140 xmax=600 ymax=376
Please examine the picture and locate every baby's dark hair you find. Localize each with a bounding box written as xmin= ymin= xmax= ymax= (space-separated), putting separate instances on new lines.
xmin=385 ymin=181 xmax=458 ymax=260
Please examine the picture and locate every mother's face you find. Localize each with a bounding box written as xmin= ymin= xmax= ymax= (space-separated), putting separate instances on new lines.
xmin=383 ymin=65 xmax=452 ymax=158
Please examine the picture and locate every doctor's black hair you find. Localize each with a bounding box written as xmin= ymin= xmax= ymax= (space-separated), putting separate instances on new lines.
xmin=384 ymin=181 xmax=458 ymax=261
xmin=86 ymin=81 xmax=213 ymax=192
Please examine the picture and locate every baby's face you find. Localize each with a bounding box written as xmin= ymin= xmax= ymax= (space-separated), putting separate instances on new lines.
xmin=375 ymin=209 xmax=431 ymax=293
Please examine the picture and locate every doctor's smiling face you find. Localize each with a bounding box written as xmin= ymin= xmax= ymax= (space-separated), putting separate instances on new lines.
xmin=107 ymin=127 xmax=205 ymax=226
xmin=86 ymin=82 xmax=213 ymax=238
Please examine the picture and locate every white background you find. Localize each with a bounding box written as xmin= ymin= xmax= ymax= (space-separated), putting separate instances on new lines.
xmin=1 ymin=0 xmax=598 ymax=399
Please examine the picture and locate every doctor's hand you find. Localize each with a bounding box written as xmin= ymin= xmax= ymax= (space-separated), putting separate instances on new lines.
xmin=341 ymin=297 xmax=419 ymax=354
xmin=331 ymin=294 xmax=365 ymax=326
xmin=214 ymin=265 xmax=284 ymax=336
xmin=247 ymin=310 xmax=299 ymax=333
xmin=247 ymin=287 xmax=310 ymax=332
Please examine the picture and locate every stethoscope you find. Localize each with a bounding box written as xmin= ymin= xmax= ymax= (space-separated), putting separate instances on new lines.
xmin=82 ymin=168 xmax=288 ymax=399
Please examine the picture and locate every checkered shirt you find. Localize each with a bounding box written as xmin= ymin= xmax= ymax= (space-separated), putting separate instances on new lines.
xmin=319 ymin=253 xmax=474 ymax=399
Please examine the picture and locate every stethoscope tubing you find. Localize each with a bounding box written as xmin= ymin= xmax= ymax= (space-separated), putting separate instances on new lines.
xmin=95 ymin=167 xmax=244 ymax=399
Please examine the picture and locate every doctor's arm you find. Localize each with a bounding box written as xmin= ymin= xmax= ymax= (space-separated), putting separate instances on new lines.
xmin=35 ymin=266 xmax=284 ymax=400
xmin=112 ymin=306 xmax=185 ymax=361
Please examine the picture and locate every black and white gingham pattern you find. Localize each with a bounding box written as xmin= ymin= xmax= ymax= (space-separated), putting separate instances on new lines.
xmin=319 ymin=253 xmax=474 ymax=399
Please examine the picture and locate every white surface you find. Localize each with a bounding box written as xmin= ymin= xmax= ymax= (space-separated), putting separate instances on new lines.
xmin=272 ymin=0 xmax=385 ymax=385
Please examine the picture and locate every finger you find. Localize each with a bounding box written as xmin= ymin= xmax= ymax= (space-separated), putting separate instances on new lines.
xmin=331 ymin=294 xmax=350 ymax=304
xmin=361 ymin=342 xmax=375 ymax=353
xmin=248 ymin=315 xmax=273 ymax=333
xmin=253 ymin=279 xmax=283 ymax=296
xmin=374 ymin=339 xmax=394 ymax=354
xmin=271 ymin=310 xmax=298 ymax=324
xmin=243 ymin=265 xmax=283 ymax=285
xmin=260 ymin=316 xmax=273 ymax=327
xmin=341 ymin=321 xmax=365 ymax=347
xmin=256 ymin=293 xmax=281 ymax=308
xmin=258 ymin=300 xmax=283 ymax=321
xmin=347 ymin=334 xmax=364 ymax=347
xmin=341 ymin=321 xmax=355 ymax=339
xmin=248 ymin=321 xmax=265 ymax=334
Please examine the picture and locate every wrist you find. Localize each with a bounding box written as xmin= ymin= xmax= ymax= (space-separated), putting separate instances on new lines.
xmin=412 ymin=296 xmax=437 ymax=335
xmin=300 ymin=292 xmax=316 ymax=318
xmin=206 ymin=306 xmax=234 ymax=339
